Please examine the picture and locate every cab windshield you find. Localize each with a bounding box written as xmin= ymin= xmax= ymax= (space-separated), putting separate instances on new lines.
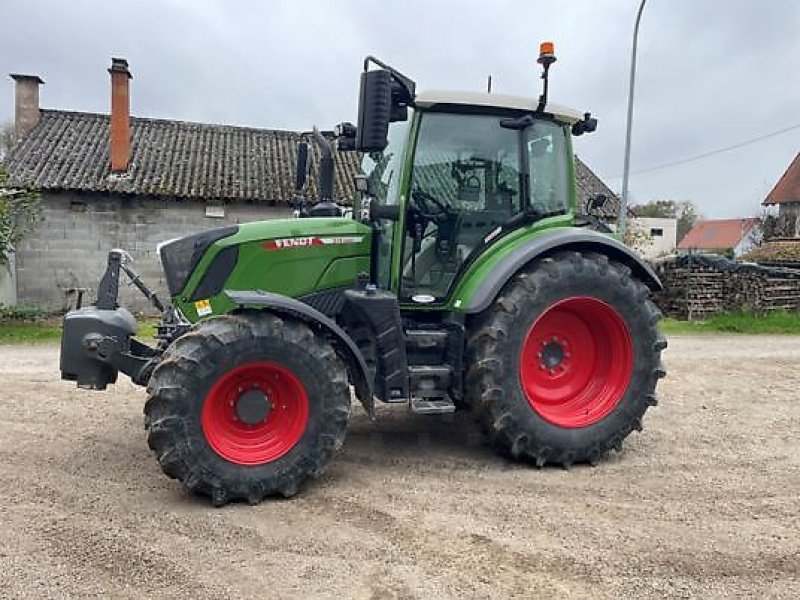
xmin=360 ymin=120 xmax=410 ymax=207
xmin=360 ymin=118 xmax=411 ymax=288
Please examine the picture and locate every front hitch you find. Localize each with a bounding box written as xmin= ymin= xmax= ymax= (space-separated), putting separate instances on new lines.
xmin=95 ymin=249 xmax=164 ymax=312
xmin=60 ymin=250 xmax=165 ymax=389
xmin=60 ymin=305 xmax=151 ymax=388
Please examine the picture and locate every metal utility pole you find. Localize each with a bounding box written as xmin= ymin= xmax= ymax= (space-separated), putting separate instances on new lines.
xmin=619 ymin=0 xmax=647 ymax=237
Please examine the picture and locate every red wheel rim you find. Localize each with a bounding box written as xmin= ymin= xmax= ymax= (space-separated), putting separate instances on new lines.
xmin=201 ymin=361 xmax=309 ymax=465
xmin=518 ymin=297 xmax=633 ymax=428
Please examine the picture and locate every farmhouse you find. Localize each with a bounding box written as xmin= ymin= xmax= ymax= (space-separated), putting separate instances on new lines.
xmin=628 ymin=216 xmax=678 ymax=259
xmin=752 ymin=152 xmax=800 ymax=266
xmin=763 ymin=152 xmax=800 ymax=229
xmin=4 ymin=58 xmax=619 ymax=313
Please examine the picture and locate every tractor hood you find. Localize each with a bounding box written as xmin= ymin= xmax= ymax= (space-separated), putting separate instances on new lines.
xmin=161 ymin=217 xmax=372 ymax=322
xmin=230 ymin=217 xmax=371 ymax=252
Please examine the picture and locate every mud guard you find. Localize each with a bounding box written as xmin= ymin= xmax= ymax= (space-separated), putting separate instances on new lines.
xmin=225 ymin=290 xmax=375 ymax=418
xmin=464 ymin=228 xmax=663 ymax=314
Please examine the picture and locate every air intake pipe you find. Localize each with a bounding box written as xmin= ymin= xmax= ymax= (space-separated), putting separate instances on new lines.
xmin=313 ymin=127 xmax=334 ymax=202
xmin=305 ymin=127 xmax=341 ymax=217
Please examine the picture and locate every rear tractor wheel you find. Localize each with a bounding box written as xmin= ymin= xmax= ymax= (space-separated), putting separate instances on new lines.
xmin=466 ymin=251 xmax=666 ymax=467
xmin=144 ymin=313 xmax=350 ymax=506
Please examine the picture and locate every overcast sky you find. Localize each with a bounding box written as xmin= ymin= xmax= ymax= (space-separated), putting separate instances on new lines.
xmin=2 ymin=0 xmax=798 ymax=218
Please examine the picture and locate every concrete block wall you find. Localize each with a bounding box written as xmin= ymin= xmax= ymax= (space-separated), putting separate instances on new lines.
xmin=0 ymin=256 xmax=16 ymax=307
xmin=15 ymin=192 xmax=289 ymax=314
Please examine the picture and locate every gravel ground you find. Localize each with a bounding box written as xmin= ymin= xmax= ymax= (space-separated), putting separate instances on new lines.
xmin=0 ymin=335 xmax=798 ymax=599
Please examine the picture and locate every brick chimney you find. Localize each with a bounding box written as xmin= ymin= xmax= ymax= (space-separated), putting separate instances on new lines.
xmin=9 ymin=73 xmax=45 ymax=138
xmin=108 ymin=57 xmax=132 ymax=172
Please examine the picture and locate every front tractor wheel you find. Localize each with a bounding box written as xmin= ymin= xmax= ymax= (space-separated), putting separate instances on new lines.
xmin=466 ymin=251 xmax=666 ymax=467
xmin=144 ymin=313 xmax=350 ymax=506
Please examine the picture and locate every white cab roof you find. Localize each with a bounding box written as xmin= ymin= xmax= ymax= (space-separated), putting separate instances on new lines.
xmin=414 ymin=90 xmax=584 ymax=124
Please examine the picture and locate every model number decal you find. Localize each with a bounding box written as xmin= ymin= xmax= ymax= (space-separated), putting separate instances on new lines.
xmin=262 ymin=236 xmax=364 ymax=250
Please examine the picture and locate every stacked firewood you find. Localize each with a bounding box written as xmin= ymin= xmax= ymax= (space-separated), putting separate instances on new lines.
xmin=740 ymin=239 xmax=800 ymax=266
xmin=652 ymin=254 xmax=800 ymax=320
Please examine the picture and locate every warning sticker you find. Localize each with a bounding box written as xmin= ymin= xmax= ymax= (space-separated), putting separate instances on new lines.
xmin=195 ymin=299 xmax=212 ymax=317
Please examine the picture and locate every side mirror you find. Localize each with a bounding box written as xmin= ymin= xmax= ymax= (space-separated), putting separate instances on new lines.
xmin=356 ymin=70 xmax=393 ymax=152
xmin=587 ymin=194 xmax=607 ymax=213
xmin=572 ymin=112 xmax=598 ymax=136
xmin=295 ymin=142 xmax=309 ymax=191
xmin=356 ymin=58 xmax=416 ymax=152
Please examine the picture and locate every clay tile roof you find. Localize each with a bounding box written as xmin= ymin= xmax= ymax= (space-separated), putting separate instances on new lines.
xmin=678 ymin=218 xmax=760 ymax=250
xmin=764 ymin=152 xmax=800 ymax=205
xmin=4 ymin=109 xmax=615 ymax=211
xmin=574 ymin=155 xmax=620 ymax=219
xmin=4 ymin=110 xmax=359 ymax=204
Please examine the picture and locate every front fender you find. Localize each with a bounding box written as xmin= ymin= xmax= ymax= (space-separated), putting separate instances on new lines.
xmin=461 ymin=228 xmax=662 ymax=314
xmin=224 ymin=290 xmax=375 ymax=418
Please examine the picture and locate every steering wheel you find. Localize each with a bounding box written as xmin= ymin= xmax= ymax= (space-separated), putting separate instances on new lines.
xmin=410 ymin=188 xmax=460 ymax=263
xmin=411 ymin=189 xmax=449 ymax=221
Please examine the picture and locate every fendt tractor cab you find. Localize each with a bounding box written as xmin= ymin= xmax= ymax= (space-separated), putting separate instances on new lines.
xmin=61 ymin=44 xmax=666 ymax=506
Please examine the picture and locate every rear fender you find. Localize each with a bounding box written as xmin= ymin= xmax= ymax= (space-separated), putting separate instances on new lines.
xmin=225 ymin=290 xmax=375 ymax=418
xmin=463 ymin=228 xmax=662 ymax=314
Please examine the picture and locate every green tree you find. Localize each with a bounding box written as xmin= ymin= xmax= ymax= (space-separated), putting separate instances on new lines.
xmin=0 ymin=164 xmax=41 ymax=265
xmin=622 ymin=218 xmax=653 ymax=255
xmin=0 ymin=122 xmax=15 ymax=160
xmin=632 ymin=199 xmax=701 ymax=241
xmin=675 ymin=201 xmax=701 ymax=242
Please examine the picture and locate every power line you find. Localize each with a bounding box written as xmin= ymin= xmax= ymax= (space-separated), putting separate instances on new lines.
xmin=607 ymin=122 xmax=800 ymax=178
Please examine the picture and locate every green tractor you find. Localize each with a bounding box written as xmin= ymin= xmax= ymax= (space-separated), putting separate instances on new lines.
xmin=60 ymin=45 xmax=666 ymax=506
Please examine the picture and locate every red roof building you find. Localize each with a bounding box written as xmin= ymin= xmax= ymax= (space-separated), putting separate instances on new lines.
xmin=762 ymin=152 xmax=800 ymax=238
xmin=763 ymin=152 xmax=800 ymax=209
xmin=678 ymin=218 xmax=760 ymax=257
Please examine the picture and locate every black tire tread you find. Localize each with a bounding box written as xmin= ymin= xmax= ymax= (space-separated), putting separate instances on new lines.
xmin=465 ymin=251 xmax=666 ymax=467
xmin=144 ymin=312 xmax=350 ymax=506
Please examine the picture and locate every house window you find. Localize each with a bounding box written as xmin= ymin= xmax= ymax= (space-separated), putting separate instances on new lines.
xmin=650 ymin=227 xmax=664 ymax=237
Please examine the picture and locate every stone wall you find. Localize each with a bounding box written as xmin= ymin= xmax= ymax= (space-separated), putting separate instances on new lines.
xmin=15 ymin=192 xmax=289 ymax=314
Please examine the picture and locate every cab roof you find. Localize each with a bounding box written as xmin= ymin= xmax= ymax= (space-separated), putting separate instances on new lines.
xmin=414 ymin=90 xmax=584 ymax=125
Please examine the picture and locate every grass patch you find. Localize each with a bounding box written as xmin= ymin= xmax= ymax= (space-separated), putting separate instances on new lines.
xmin=661 ymin=311 xmax=800 ymax=335
xmin=2 ymin=310 xmax=799 ymax=344
xmin=0 ymin=321 xmax=63 ymax=343
xmin=0 ymin=315 xmax=161 ymax=344
xmin=138 ymin=319 xmax=160 ymax=339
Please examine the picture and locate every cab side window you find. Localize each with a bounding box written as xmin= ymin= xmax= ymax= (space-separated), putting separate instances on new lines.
xmin=528 ymin=121 xmax=569 ymax=214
